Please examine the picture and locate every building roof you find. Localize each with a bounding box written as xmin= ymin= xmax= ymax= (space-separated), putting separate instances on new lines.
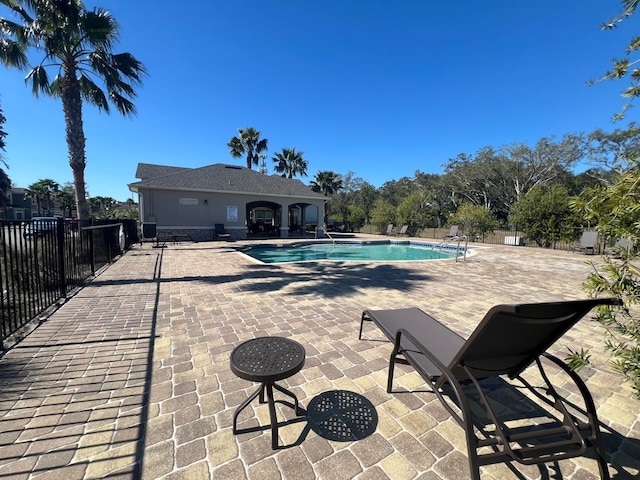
xmin=135 ymin=163 xmax=191 ymax=180
xmin=129 ymin=163 xmax=326 ymax=200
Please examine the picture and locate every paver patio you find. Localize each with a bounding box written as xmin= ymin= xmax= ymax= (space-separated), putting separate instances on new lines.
xmin=0 ymin=235 xmax=639 ymax=479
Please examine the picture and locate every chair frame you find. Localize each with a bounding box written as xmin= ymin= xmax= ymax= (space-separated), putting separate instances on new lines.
xmin=359 ymin=298 xmax=620 ymax=479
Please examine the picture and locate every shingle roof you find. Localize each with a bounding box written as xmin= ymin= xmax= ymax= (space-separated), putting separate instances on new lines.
xmin=129 ymin=163 xmax=326 ymax=199
xmin=135 ymin=163 xmax=191 ymax=180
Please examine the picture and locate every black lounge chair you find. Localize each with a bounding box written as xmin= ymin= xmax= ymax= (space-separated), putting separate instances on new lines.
xmin=215 ymin=223 xmax=231 ymax=241
xmin=359 ymin=298 xmax=621 ymax=479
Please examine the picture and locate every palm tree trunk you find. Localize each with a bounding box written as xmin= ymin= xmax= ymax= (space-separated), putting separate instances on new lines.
xmin=61 ymin=67 xmax=89 ymax=220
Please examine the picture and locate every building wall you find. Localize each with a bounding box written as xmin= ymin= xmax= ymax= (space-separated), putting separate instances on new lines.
xmin=3 ymin=189 xmax=36 ymax=220
xmin=137 ymin=187 xmax=323 ymax=241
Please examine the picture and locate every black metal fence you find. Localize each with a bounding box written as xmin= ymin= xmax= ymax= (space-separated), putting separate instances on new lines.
xmin=0 ymin=218 xmax=138 ymax=348
xmin=359 ymin=225 xmax=592 ymax=251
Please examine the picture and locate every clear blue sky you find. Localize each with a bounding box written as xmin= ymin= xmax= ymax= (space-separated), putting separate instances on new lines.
xmin=0 ymin=0 xmax=636 ymax=202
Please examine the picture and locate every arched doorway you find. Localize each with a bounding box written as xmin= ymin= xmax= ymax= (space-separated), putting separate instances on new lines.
xmin=246 ymin=201 xmax=282 ymax=237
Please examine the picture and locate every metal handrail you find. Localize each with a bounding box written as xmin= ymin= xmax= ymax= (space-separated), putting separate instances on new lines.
xmin=438 ymin=235 xmax=468 ymax=262
xmin=317 ymin=224 xmax=336 ymax=246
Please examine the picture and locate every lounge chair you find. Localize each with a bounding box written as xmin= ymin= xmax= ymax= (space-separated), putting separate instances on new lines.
xmin=385 ymin=224 xmax=394 ymax=235
xmin=358 ymin=298 xmax=621 ymax=479
xmin=571 ymin=231 xmax=599 ymax=254
xmin=443 ymin=225 xmax=459 ymax=240
xmin=214 ymin=223 xmax=231 ymax=241
xmin=614 ymin=237 xmax=634 ymax=253
xmin=396 ymin=225 xmax=408 ymax=236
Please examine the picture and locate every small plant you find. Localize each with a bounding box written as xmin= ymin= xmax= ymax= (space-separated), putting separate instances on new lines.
xmin=565 ymin=347 xmax=592 ymax=372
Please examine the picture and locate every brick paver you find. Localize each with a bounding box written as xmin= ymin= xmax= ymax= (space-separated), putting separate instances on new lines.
xmin=1 ymin=236 xmax=639 ymax=479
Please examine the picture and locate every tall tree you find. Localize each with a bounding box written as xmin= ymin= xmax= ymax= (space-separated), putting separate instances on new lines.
xmin=445 ymin=134 xmax=583 ymax=222
xmin=24 ymin=178 xmax=60 ymax=215
xmin=89 ymin=195 xmax=116 ymax=216
xmin=310 ymin=170 xmax=343 ymax=226
xmin=586 ymin=122 xmax=640 ymax=175
xmin=55 ymin=183 xmax=76 ymax=217
xmin=272 ymin=147 xmax=308 ymax=178
xmin=0 ymin=0 xmax=146 ymax=220
xmin=0 ymin=101 xmax=6 ymax=155
xmin=509 ymin=185 xmax=579 ymax=248
xmin=227 ymin=127 xmax=268 ymax=170
xmin=0 ymin=101 xmax=10 ymax=210
xmin=310 ymin=170 xmax=343 ymax=196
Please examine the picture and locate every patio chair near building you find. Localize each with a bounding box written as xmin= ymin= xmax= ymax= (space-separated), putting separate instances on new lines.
xmin=385 ymin=224 xmax=394 ymax=235
xmin=215 ymin=224 xmax=231 ymax=241
xmin=396 ymin=225 xmax=408 ymax=236
xmin=358 ymin=298 xmax=621 ymax=480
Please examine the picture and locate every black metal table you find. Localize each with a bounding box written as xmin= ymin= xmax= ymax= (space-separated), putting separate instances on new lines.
xmin=230 ymin=337 xmax=305 ymax=449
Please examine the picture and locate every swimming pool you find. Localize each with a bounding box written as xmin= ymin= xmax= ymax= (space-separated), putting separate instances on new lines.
xmin=241 ymin=241 xmax=465 ymax=264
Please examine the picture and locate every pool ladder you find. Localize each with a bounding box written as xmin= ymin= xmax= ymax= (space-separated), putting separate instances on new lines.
xmin=437 ymin=235 xmax=468 ymax=262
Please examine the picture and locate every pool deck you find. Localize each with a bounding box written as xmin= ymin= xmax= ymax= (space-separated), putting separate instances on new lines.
xmin=0 ymin=234 xmax=639 ymax=479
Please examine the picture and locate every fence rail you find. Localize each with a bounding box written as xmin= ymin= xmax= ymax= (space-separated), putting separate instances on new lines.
xmin=0 ymin=218 xmax=138 ymax=348
xmin=357 ymin=224 xmax=610 ymax=251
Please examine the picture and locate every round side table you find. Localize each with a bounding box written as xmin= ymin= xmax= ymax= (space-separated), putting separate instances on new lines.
xmin=230 ymin=336 xmax=305 ymax=449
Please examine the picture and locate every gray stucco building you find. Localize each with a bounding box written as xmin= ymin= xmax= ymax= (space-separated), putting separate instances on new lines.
xmin=129 ymin=163 xmax=326 ymax=241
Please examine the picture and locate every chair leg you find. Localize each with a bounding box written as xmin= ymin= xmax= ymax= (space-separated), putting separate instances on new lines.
xmin=272 ymin=382 xmax=302 ymax=415
xmin=233 ymin=384 xmax=264 ymax=434
xmin=233 ymin=381 xmax=303 ymax=450
xmin=387 ymin=353 xmax=397 ymax=393
xmin=265 ymin=383 xmax=279 ymax=450
xmin=358 ymin=312 xmax=371 ymax=339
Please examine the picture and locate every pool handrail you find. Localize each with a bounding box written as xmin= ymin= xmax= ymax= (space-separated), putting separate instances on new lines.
xmin=439 ymin=235 xmax=468 ymax=262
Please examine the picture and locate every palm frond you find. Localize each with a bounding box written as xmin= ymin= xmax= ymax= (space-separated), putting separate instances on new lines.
xmin=49 ymin=73 xmax=61 ymax=96
xmin=88 ymin=50 xmax=119 ymax=84
xmin=24 ymin=64 xmax=50 ymax=97
xmin=1 ymin=0 xmax=34 ymax=24
xmin=112 ymin=80 xmax=135 ymax=98
xmin=256 ymin=138 xmax=268 ymax=152
xmin=227 ymin=136 xmax=245 ymax=158
xmin=82 ymin=8 xmax=118 ymax=49
xmin=109 ymin=90 xmax=136 ymax=116
xmin=112 ymin=52 xmax=146 ymax=83
xmin=0 ymin=38 xmax=29 ymax=68
xmin=78 ymin=73 xmax=109 ymax=111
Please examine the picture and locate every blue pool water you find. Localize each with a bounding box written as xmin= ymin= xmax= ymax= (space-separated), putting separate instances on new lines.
xmin=242 ymin=241 xmax=463 ymax=264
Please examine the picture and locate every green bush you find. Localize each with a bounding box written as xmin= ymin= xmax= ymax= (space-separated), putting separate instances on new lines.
xmin=570 ymin=164 xmax=640 ymax=396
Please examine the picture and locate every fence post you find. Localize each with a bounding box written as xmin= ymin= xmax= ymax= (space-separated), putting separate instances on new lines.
xmin=57 ymin=218 xmax=66 ymax=298
xmin=89 ymin=225 xmax=96 ymax=276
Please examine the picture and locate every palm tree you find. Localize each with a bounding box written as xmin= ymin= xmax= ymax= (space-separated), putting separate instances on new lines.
xmin=24 ymin=179 xmax=60 ymax=215
xmin=0 ymin=101 xmax=11 ymax=210
xmin=0 ymin=0 xmax=146 ymax=220
xmin=310 ymin=170 xmax=343 ymax=226
xmin=89 ymin=195 xmax=116 ymax=217
xmin=310 ymin=170 xmax=343 ymax=196
xmin=272 ymin=148 xmax=308 ymax=178
xmin=55 ymin=185 xmax=76 ymax=218
xmin=227 ymin=127 xmax=268 ymax=170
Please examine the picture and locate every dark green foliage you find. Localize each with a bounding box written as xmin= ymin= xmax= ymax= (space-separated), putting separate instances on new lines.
xmin=509 ymin=185 xmax=580 ymax=247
